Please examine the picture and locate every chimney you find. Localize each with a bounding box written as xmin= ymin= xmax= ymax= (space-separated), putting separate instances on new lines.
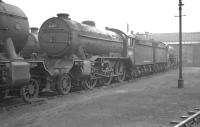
xmin=57 ymin=13 xmax=70 ymax=20
xmin=30 ymin=27 xmax=39 ymax=34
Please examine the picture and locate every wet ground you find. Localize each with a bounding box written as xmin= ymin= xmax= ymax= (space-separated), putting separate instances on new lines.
xmin=1 ymin=67 xmax=200 ymax=127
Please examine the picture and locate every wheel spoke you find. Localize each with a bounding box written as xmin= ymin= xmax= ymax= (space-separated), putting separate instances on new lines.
xmin=20 ymin=78 xmax=39 ymax=103
xmin=57 ymin=74 xmax=71 ymax=95
xmin=81 ymin=77 xmax=97 ymax=90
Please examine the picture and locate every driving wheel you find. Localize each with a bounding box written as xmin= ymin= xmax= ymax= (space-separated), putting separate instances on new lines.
xmin=20 ymin=78 xmax=39 ymax=103
xmin=56 ymin=74 xmax=71 ymax=95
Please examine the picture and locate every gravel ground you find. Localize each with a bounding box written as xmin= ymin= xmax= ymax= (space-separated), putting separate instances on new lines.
xmin=1 ymin=67 xmax=200 ymax=127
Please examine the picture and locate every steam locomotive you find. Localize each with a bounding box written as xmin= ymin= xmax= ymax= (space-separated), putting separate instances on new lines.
xmin=0 ymin=1 xmax=45 ymax=102
xmin=35 ymin=13 xmax=176 ymax=95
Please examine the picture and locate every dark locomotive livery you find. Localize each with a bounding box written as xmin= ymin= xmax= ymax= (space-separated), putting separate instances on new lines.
xmin=0 ymin=1 xmax=177 ymax=103
xmin=0 ymin=1 xmax=44 ymax=102
xmin=36 ymin=13 xmax=176 ymax=95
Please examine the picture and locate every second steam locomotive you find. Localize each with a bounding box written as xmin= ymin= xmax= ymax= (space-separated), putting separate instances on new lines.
xmin=0 ymin=1 xmax=45 ymax=102
xmin=35 ymin=13 xmax=176 ymax=95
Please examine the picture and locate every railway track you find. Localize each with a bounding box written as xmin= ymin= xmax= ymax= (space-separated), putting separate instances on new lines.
xmin=0 ymin=77 xmax=131 ymax=111
xmin=170 ymin=107 xmax=200 ymax=127
xmin=0 ymin=70 xmax=170 ymax=112
xmin=0 ymin=97 xmax=47 ymax=112
xmin=0 ymin=84 xmax=111 ymax=112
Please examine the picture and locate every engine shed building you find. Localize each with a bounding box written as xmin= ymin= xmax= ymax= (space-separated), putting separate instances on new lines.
xmin=136 ymin=32 xmax=200 ymax=67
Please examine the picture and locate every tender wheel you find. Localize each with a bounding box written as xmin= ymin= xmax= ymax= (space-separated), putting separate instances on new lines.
xmin=81 ymin=77 xmax=98 ymax=90
xmin=117 ymin=62 xmax=126 ymax=82
xmin=56 ymin=74 xmax=71 ymax=95
xmin=20 ymin=78 xmax=39 ymax=103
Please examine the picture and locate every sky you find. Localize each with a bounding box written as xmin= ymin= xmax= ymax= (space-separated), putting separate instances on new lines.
xmin=5 ymin=0 xmax=200 ymax=34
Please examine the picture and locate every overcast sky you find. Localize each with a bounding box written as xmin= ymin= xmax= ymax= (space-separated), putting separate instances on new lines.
xmin=5 ymin=0 xmax=200 ymax=33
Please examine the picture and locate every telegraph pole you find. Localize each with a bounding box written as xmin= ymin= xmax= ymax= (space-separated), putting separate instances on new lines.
xmin=178 ymin=0 xmax=184 ymax=88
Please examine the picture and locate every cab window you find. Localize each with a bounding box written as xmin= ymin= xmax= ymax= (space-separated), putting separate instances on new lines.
xmin=128 ymin=37 xmax=131 ymax=46
xmin=128 ymin=37 xmax=134 ymax=47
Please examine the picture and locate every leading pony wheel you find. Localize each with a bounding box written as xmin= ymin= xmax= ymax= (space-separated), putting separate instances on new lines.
xmin=20 ymin=78 xmax=39 ymax=103
xmin=56 ymin=74 xmax=71 ymax=95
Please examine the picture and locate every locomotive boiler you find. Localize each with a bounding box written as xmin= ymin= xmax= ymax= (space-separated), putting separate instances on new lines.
xmin=38 ymin=13 xmax=125 ymax=59
xmin=0 ymin=1 xmax=43 ymax=102
xmin=0 ymin=1 xmax=29 ymax=53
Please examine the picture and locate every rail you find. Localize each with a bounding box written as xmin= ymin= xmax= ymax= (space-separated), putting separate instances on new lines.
xmin=170 ymin=107 xmax=200 ymax=127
